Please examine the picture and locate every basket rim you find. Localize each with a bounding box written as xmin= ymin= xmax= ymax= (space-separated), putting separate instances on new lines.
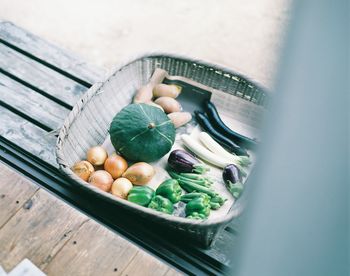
xmin=56 ymin=52 xmax=263 ymax=228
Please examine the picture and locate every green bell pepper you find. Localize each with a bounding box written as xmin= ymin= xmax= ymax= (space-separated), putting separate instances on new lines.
xmin=185 ymin=196 xmax=211 ymax=219
xmin=210 ymin=195 xmax=227 ymax=210
xmin=180 ymin=192 xmax=210 ymax=203
xmin=148 ymin=195 xmax=174 ymax=214
xmin=156 ymin=179 xmax=183 ymax=203
xmin=181 ymin=192 xmax=226 ymax=210
xmin=127 ymin=186 xmax=155 ymax=206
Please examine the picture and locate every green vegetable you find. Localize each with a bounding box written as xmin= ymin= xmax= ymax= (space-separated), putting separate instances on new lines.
xmin=127 ymin=186 xmax=155 ymax=206
xmin=110 ymin=103 xmax=176 ymax=162
xmin=181 ymin=134 xmax=247 ymax=176
xmin=168 ymin=170 xmax=212 ymax=187
xmin=198 ymin=132 xmax=251 ymax=167
xmin=210 ymin=195 xmax=227 ymax=210
xmin=177 ymin=178 xmax=218 ymax=197
xmin=185 ymin=196 xmax=211 ymax=219
xmin=180 ymin=192 xmax=226 ymax=210
xmin=148 ymin=195 xmax=174 ymax=214
xmin=226 ymin=181 xmax=244 ymax=199
xmin=180 ymin=192 xmax=210 ymax=203
xmin=180 ymin=173 xmax=214 ymax=184
xmin=156 ymin=179 xmax=182 ymax=203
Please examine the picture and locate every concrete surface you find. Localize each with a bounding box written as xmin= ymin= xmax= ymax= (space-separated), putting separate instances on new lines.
xmin=0 ymin=0 xmax=291 ymax=88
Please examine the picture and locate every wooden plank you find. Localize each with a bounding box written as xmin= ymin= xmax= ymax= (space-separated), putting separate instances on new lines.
xmin=0 ymin=166 xmax=176 ymax=275
xmin=0 ymin=163 xmax=39 ymax=228
xmin=0 ymin=106 xmax=57 ymax=165
xmin=120 ymin=250 xmax=173 ymax=276
xmin=0 ymin=73 xmax=70 ymax=130
xmin=0 ymin=188 xmax=88 ymax=272
xmin=0 ymin=43 xmax=87 ymax=107
xmin=0 ymin=20 xmax=105 ymax=84
xmin=44 ymin=220 xmax=139 ymax=276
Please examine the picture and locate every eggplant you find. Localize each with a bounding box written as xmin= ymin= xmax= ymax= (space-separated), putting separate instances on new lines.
xmin=204 ymin=100 xmax=257 ymax=149
xmin=223 ymin=164 xmax=242 ymax=184
xmin=168 ymin=149 xmax=209 ymax=174
xmin=222 ymin=164 xmax=244 ymax=199
xmin=194 ymin=111 xmax=249 ymax=156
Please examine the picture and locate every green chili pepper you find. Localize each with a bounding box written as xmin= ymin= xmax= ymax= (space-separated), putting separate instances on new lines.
xmin=148 ymin=195 xmax=174 ymax=214
xmin=179 ymin=173 xmax=213 ymax=183
xmin=127 ymin=186 xmax=155 ymax=206
xmin=156 ymin=179 xmax=183 ymax=203
xmin=168 ymin=170 xmax=212 ymax=187
xmin=177 ymin=178 xmax=218 ymax=197
xmin=185 ymin=196 xmax=211 ymax=219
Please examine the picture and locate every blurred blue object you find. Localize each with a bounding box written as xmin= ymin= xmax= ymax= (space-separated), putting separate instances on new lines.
xmin=229 ymin=0 xmax=349 ymax=275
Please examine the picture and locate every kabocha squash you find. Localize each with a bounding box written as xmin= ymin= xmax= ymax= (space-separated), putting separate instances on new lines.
xmin=110 ymin=103 xmax=176 ymax=162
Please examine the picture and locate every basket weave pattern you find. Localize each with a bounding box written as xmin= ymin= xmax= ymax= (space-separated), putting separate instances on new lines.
xmin=56 ymin=54 xmax=266 ymax=247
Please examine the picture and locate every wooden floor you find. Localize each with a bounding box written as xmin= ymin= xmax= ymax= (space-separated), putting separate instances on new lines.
xmin=0 ymin=162 xmax=181 ymax=276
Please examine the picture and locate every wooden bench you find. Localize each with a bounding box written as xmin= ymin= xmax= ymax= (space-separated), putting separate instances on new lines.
xmin=0 ymin=20 xmax=240 ymax=275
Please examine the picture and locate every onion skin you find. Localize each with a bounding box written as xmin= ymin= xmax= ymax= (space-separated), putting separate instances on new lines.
xmin=111 ymin=178 xmax=133 ymax=199
xmin=104 ymin=153 xmax=128 ymax=179
xmin=87 ymin=146 xmax=108 ymax=166
xmin=88 ymin=170 xmax=113 ymax=192
xmin=122 ymin=162 xmax=155 ymax=185
xmin=71 ymin=160 xmax=94 ymax=181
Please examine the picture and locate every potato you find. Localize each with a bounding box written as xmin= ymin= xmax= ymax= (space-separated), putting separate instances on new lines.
xmin=153 ymin=84 xmax=181 ymax=98
xmin=168 ymin=112 xmax=192 ymax=128
xmin=154 ymin=97 xmax=181 ymax=114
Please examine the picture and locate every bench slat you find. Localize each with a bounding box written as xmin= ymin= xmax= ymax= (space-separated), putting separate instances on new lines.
xmin=0 ymin=21 xmax=105 ymax=84
xmin=0 ymin=73 xmax=70 ymax=131
xmin=0 ymin=106 xmax=57 ymax=166
xmin=0 ymin=43 xmax=88 ymax=107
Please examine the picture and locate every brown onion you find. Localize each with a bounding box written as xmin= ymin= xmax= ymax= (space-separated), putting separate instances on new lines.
xmin=122 ymin=162 xmax=155 ymax=185
xmin=111 ymin=178 xmax=133 ymax=199
xmin=104 ymin=153 xmax=128 ymax=179
xmin=71 ymin=160 xmax=94 ymax=181
xmin=88 ymin=170 xmax=113 ymax=192
xmin=87 ymin=146 xmax=108 ymax=166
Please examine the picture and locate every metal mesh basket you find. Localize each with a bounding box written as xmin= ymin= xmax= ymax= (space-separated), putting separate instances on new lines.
xmin=56 ymin=53 xmax=267 ymax=247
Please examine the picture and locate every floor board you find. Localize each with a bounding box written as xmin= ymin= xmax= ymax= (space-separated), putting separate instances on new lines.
xmin=0 ymin=163 xmax=180 ymax=275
